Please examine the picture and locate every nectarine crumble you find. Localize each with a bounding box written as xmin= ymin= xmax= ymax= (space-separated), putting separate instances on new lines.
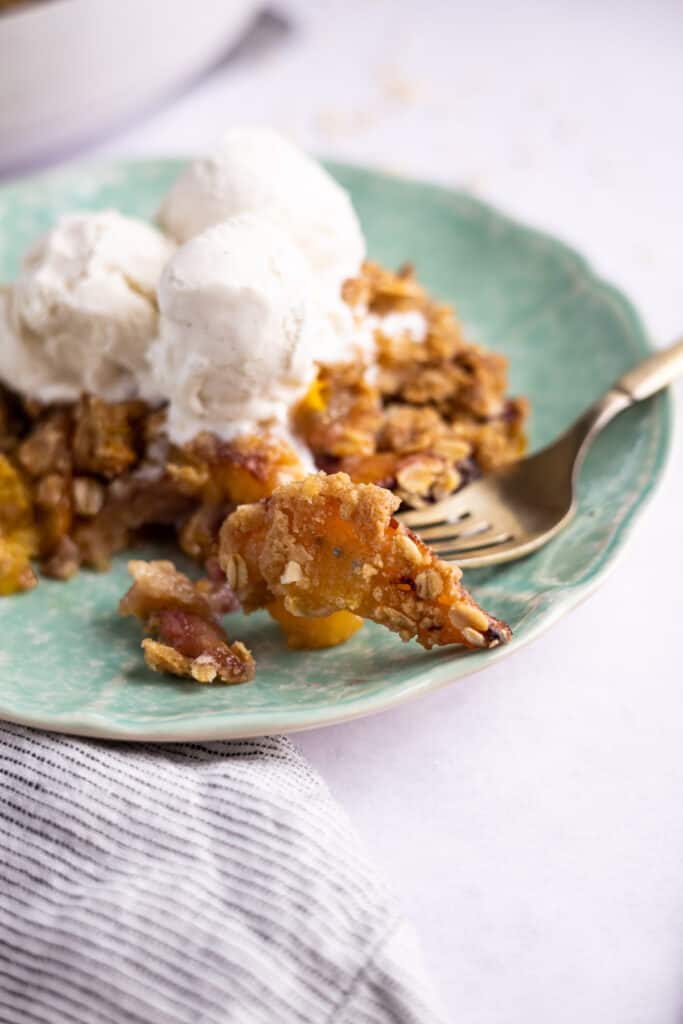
xmin=1 ymin=262 xmax=519 ymax=682
xmin=119 ymin=559 xmax=254 ymax=684
xmin=219 ymin=472 xmax=510 ymax=655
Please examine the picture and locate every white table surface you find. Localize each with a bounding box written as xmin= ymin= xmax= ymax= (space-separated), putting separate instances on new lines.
xmin=18 ymin=1 xmax=683 ymax=1020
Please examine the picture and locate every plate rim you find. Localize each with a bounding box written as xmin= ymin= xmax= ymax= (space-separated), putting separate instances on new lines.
xmin=0 ymin=158 xmax=673 ymax=741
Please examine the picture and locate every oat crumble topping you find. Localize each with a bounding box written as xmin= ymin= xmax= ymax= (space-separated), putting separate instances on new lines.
xmin=1 ymin=261 xmax=520 ymax=675
xmin=219 ymin=472 xmax=511 ymax=652
xmin=119 ymin=559 xmax=254 ymax=684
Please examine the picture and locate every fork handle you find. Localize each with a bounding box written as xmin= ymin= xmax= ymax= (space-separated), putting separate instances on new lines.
xmin=613 ymin=335 xmax=683 ymax=402
xmin=569 ymin=335 xmax=683 ymax=466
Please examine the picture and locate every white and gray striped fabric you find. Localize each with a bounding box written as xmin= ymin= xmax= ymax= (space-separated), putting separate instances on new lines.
xmin=0 ymin=722 xmax=446 ymax=1024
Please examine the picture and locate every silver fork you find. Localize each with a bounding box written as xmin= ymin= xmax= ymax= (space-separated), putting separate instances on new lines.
xmin=398 ymin=337 xmax=683 ymax=568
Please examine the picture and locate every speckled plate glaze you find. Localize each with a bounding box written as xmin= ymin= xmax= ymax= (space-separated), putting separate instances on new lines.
xmin=0 ymin=160 xmax=672 ymax=740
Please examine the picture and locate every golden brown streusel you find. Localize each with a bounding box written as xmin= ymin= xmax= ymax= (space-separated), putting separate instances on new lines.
xmin=296 ymin=261 xmax=528 ymax=504
xmin=119 ymin=559 xmax=254 ymax=684
xmin=219 ymin=472 xmax=511 ymax=651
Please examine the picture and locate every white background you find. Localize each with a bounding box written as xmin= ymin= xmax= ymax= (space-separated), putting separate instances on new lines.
xmin=16 ymin=1 xmax=683 ymax=1020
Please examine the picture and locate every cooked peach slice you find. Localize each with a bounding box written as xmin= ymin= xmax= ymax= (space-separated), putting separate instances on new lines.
xmin=219 ymin=472 xmax=511 ymax=651
xmin=292 ymin=362 xmax=382 ymax=461
xmin=0 ymin=454 xmax=38 ymax=595
xmin=119 ymin=559 xmax=254 ymax=684
xmin=267 ymin=597 xmax=363 ymax=650
xmin=0 ymin=532 xmax=38 ymax=596
xmin=167 ymin=432 xmax=306 ymax=506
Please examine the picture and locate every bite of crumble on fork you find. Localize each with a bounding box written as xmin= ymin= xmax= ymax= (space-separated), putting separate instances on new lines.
xmin=119 ymin=559 xmax=255 ymax=684
xmin=219 ymin=472 xmax=511 ymax=652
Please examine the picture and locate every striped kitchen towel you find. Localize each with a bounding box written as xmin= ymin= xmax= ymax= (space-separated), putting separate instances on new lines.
xmin=0 ymin=722 xmax=446 ymax=1024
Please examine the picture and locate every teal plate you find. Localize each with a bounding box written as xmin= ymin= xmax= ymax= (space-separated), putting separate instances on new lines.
xmin=0 ymin=160 xmax=672 ymax=740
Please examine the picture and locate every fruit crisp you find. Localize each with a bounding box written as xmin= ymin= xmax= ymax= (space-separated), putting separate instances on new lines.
xmin=220 ymin=472 xmax=511 ymax=652
xmin=1 ymin=260 xmax=522 ymax=682
xmin=119 ymin=559 xmax=254 ymax=684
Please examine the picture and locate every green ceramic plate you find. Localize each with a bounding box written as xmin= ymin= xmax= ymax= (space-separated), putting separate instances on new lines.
xmin=0 ymin=160 xmax=672 ymax=740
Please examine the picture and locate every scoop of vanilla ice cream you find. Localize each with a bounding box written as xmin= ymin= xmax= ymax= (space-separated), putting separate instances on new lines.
xmin=149 ymin=214 xmax=321 ymax=444
xmin=0 ymin=211 xmax=174 ymax=403
xmin=157 ymin=128 xmax=365 ymax=292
